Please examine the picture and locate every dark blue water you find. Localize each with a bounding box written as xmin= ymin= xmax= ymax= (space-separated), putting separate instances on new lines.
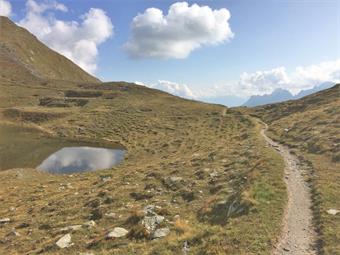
xmin=37 ymin=147 xmax=125 ymax=174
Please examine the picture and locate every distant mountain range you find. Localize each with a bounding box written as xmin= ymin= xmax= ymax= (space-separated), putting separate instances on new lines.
xmin=243 ymin=82 xmax=335 ymax=107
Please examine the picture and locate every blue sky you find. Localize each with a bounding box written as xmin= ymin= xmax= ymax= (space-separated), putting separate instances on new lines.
xmin=2 ymin=0 xmax=340 ymax=105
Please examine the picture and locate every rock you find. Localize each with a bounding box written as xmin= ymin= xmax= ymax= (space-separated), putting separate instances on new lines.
xmin=107 ymin=227 xmax=129 ymax=238
xmin=60 ymin=225 xmax=82 ymax=232
xmin=153 ymin=227 xmax=170 ymax=239
xmin=209 ymin=171 xmax=219 ymax=178
xmin=143 ymin=205 xmax=156 ymax=215
xmin=7 ymin=228 xmax=20 ymax=237
xmin=142 ymin=215 xmax=164 ymax=231
xmin=163 ymin=176 xmax=184 ymax=190
xmin=56 ymin=234 xmax=72 ymax=248
xmin=101 ymin=176 xmax=111 ymax=182
xmin=0 ymin=218 xmax=11 ymax=224
xmin=327 ymin=209 xmax=339 ymax=215
xmin=104 ymin=212 xmax=117 ymax=218
xmin=83 ymin=220 xmax=96 ymax=228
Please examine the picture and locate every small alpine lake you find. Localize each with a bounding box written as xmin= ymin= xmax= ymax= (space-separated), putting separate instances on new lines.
xmin=0 ymin=124 xmax=125 ymax=174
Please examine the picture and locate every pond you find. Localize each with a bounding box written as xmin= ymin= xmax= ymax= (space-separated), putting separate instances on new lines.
xmin=37 ymin=147 xmax=125 ymax=174
xmin=0 ymin=124 xmax=125 ymax=174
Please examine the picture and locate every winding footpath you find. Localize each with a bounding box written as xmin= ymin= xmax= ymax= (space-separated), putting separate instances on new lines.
xmin=260 ymin=122 xmax=317 ymax=255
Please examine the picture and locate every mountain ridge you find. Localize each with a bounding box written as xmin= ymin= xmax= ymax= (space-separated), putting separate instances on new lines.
xmin=243 ymin=82 xmax=335 ymax=107
xmin=0 ymin=16 xmax=99 ymax=83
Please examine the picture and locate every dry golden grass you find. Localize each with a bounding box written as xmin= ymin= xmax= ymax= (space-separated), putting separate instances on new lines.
xmin=0 ymin=16 xmax=288 ymax=254
xmin=0 ymin=79 xmax=287 ymax=254
xmin=247 ymin=84 xmax=340 ymax=254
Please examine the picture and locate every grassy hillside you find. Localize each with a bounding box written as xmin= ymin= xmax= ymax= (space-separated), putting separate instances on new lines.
xmin=251 ymin=84 xmax=340 ymax=254
xmin=0 ymin=79 xmax=287 ymax=254
xmin=0 ymin=17 xmax=287 ymax=254
xmin=0 ymin=16 xmax=99 ymax=83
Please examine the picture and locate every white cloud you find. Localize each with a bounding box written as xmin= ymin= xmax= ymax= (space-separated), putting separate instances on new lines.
xmin=238 ymin=67 xmax=291 ymax=96
xmin=0 ymin=0 xmax=11 ymax=16
xmin=292 ymin=59 xmax=340 ymax=89
xmin=153 ymin=80 xmax=197 ymax=98
xmin=124 ymin=2 xmax=233 ymax=59
xmin=136 ymin=59 xmax=340 ymax=101
xmin=18 ymin=0 xmax=113 ymax=74
xmin=136 ymin=80 xmax=197 ymax=99
xmin=236 ymin=59 xmax=340 ymax=96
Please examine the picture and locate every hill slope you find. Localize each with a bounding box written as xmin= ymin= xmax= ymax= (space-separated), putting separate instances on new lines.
xmin=0 ymin=16 xmax=99 ymax=83
xmin=251 ymin=84 xmax=340 ymax=254
xmin=0 ymin=17 xmax=288 ymax=254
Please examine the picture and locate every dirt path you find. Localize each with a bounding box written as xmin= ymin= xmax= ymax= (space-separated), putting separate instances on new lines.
xmin=260 ymin=122 xmax=317 ymax=255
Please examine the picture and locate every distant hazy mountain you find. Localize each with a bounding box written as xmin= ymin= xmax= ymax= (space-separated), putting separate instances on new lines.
xmin=294 ymin=82 xmax=334 ymax=99
xmin=243 ymin=82 xmax=335 ymax=107
xmin=243 ymin=88 xmax=293 ymax=107
xmin=200 ymin=95 xmax=247 ymax=107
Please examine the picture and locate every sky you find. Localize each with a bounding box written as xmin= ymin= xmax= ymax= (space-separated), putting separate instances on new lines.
xmin=1 ymin=0 xmax=340 ymax=106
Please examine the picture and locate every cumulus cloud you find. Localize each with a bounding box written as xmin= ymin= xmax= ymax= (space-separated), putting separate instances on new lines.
xmin=136 ymin=80 xmax=197 ymax=99
xmin=0 ymin=0 xmax=11 ymax=16
xmin=18 ymin=0 xmax=113 ymax=74
xmin=237 ymin=59 xmax=340 ymax=96
xmin=292 ymin=59 xmax=340 ymax=88
xmin=124 ymin=2 xmax=233 ymax=59
xmin=238 ymin=67 xmax=291 ymax=96
xmin=153 ymin=80 xmax=197 ymax=98
xmin=136 ymin=59 xmax=340 ymax=102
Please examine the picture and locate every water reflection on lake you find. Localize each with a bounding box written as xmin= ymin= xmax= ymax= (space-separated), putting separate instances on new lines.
xmin=37 ymin=147 xmax=125 ymax=174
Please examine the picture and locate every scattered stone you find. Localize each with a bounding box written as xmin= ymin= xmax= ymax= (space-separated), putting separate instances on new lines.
xmin=182 ymin=241 xmax=190 ymax=255
xmin=143 ymin=205 xmax=156 ymax=215
xmin=83 ymin=220 xmax=96 ymax=228
xmin=163 ymin=176 xmax=184 ymax=190
xmin=142 ymin=215 xmax=164 ymax=231
xmin=209 ymin=171 xmax=219 ymax=178
xmin=327 ymin=209 xmax=339 ymax=215
xmin=7 ymin=228 xmax=20 ymax=237
xmin=101 ymin=176 xmax=112 ymax=182
xmin=153 ymin=227 xmax=170 ymax=239
xmin=104 ymin=212 xmax=117 ymax=219
xmin=0 ymin=218 xmax=11 ymax=224
xmin=60 ymin=225 xmax=82 ymax=232
xmin=56 ymin=234 xmax=72 ymax=248
xmin=107 ymin=227 xmax=129 ymax=238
